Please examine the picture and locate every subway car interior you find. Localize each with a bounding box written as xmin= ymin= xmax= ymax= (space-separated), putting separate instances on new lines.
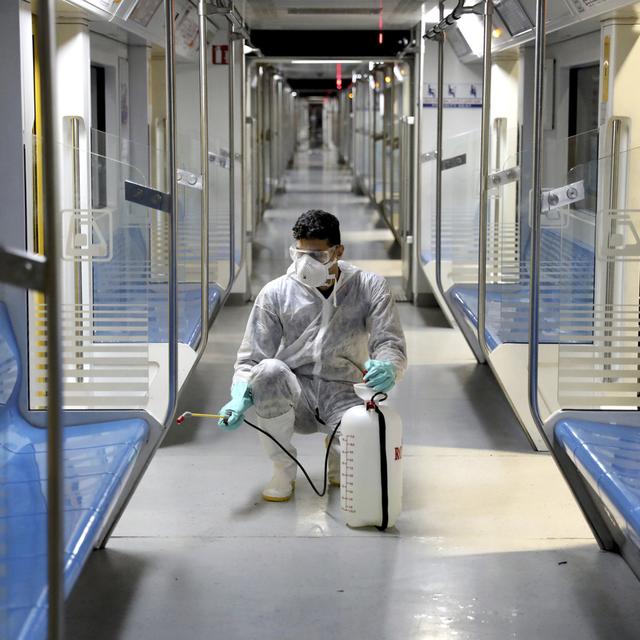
xmin=4 ymin=0 xmax=640 ymax=638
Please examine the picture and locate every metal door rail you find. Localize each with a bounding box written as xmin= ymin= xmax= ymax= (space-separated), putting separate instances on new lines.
xmin=425 ymin=1 xmax=490 ymax=364
xmin=36 ymin=1 xmax=65 ymax=637
xmin=476 ymin=0 xmax=494 ymax=360
xmin=526 ymin=0 xmax=616 ymax=550
xmin=197 ymin=0 xmax=210 ymax=361
xmin=424 ymin=0 xmax=484 ymax=41
xmin=98 ymin=0 xmax=179 ymax=549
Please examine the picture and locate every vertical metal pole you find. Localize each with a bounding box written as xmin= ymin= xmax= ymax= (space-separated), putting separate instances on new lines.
xmin=525 ymin=0 xmax=615 ymax=549
xmin=239 ymin=34 xmax=248 ymax=280
xmin=415 ymin=21 xmax=425 ymax=297
xmin=70 ymin=117 xmax=82 ymax=311
xmin=70 ymin=117 xmax=84 ymax=378
xmin=36 ymin=1 xmax=64 ymax=638
xmin=165 ymin=0 xmax=179 ymax=424
xmin=527 ymin=0 xmax=547 ymax=430
xmin=434 ymin=5 xmax=445 ymax=300
xmin=227 ymin=27 xmax=237 ymax=291
xmin=477 ymin=0 xmax=493 ymax=358
xmin=197 ymin=0 xmax=210 ymax=356
xmin=604 ymin=117 xmax=622 ymax=369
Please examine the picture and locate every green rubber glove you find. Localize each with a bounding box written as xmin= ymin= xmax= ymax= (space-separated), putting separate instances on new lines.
xmin=218 ymin=381 xmax=253 ymax=431
xmin=363 ymin=359 xmax=396 ymax=393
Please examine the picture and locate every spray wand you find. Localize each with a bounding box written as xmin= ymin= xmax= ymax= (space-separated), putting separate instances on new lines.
xmin=176 ymin=411 xmax=226 ymax=424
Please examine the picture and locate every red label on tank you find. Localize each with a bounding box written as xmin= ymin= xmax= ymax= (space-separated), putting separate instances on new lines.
xmin=394 ymin=446 xmax=402 ymax=461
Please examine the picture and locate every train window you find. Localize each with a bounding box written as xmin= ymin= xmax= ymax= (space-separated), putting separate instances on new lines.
xmin=91 ymin=65 xmax=107 ymax=208
xmin=568 ymin=64 xmax=599 ymax=213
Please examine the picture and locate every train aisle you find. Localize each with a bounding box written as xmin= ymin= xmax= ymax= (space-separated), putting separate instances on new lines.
xmin=67 ymin=147 xmax=640 ymax=639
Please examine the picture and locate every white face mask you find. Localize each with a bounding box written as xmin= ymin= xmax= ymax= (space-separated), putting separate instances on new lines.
xmin=294 ymin=253 xmax=337 ymax=288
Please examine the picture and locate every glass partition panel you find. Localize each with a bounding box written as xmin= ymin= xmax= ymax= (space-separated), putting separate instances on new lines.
xmin=363 ymin=81 xmax=372 ymax=194
xmin=481 ymin=131 xmax=525 ymax=349
xmin=390 ymin=117 xmax=402 ymax=235
xmin=175 ymin=23 xmax=207 ymax=352
xmin=384 ymin=62 xmax=407 ymax=235
xmin=485 ymin=129 xmax=599 ymax=355
xmin=382 ymin=76 xmax=393 ymax=214
xmin=205 ymin=41 xmax=232 ymax=297
xmin=373 ymin=71 xmax=384 ymax=204
xmin=419 ymin=150 xmax=437 ymax=264
xmin=29 ymin=135 xmax=170 ymax=422
xmin=175 ymin=133 xmax=205 ymax=351
xmin=438 ymin=129 xmax=481 ymax=306
xmin=209 ymin=138 xmax=232 ymax=293
xmin=353 ymin=80 xmax=367 ymax=185
xmin=553 ymin=139 xmax=640 ymax=411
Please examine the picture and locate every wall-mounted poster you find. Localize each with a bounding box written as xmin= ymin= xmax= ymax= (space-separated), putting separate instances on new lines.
xmin=175 ymin=6 xmax=200 ymax=58
xmin=423 ymin=82 xmax=482 ymax=108
xmin=129 ymin=0 xmax=163 ymax=27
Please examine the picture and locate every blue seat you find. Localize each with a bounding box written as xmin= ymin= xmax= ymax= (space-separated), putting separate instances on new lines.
xmin=146 ymin=283 xmax=222 ymax=347
xmin=91 ymin=225 xmax=225 ymax=348
xmin=0 ymin=303 xmax=149 ymax=640
xmin=555 ymin=420 xmax=640 ymax=544
xmin=446 ymin=230 xmax=595 ymax=349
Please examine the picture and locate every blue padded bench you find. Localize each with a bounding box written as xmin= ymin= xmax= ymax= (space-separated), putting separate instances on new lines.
xmin=0 ymin=303 xmax=149 ymax=640
xmin=91 ymin=281 xmax=222 ymax=348
xmin=447 ymin=283 xmax=594 ymax=349
xmin=92 ymin=225 xmax=225 ymax=348
xmin=555 ymin=420 xmax=640 ymax=545
xmin=446 ymin=231 xmax=595 ymax=349
xmin=145 ymin=283 xmax=222 ymax=347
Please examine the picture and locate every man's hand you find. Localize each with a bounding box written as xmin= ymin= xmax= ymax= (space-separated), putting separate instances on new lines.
xmin=363 ymin=359 xmax=396 ymax=393
xmin=218 ymin=381 xmax=253 ymax=431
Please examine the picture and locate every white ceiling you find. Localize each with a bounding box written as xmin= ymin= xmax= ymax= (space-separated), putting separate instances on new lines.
xmin=240 ymin=0 xmax=423 ymax=30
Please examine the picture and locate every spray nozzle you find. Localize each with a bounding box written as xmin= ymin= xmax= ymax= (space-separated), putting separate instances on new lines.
xmin=176 ymin=411 xmax=226 ymax=424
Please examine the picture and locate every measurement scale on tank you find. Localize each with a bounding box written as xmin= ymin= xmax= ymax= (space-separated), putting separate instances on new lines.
xmin=341 ymin=433 xmax=356 ymax=513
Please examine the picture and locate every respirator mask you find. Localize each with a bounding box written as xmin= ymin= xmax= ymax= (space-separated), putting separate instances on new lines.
xmin=290 ymin=246 xmax=338 ymax=288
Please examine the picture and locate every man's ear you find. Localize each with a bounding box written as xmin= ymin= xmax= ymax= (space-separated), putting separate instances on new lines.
xmin=336 ymin=244 xmax=345 ymax=258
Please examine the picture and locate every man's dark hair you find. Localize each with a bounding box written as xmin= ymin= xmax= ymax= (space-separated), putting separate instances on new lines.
xmin=292 ymin=210 xmax=341 ymax=246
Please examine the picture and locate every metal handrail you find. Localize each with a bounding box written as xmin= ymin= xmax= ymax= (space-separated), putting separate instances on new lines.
xmin=434 ymin=2 xmax=446 ymax=304
xmin=526 ymin=0 xmax=612 ymax=548
xmin=36 ymin=1 xmax=64 ymax=637
xmin=424 ymin=0 xmax=483 ymax=40
xmin=196 ymin=0 xmax=210 ymax=359
xmin=476 ymin=0 xmax=493 ymax=360
xmin=165 ymin=0 xmax=179 ymax=427
xmin=603 ymin=117 xmax=623 ymax=369
xmin=225 ymin=27 xmax=237 ymax=301
xmin=527 ymin=0 xmax=550 ymax=442
xmin=239 ymin=30 xmax=248 ymax=292
xmin=414 ymin=21 xmax=425 ymax=290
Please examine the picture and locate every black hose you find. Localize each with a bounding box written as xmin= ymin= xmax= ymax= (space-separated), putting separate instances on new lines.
xmin=242 ymin=417 xmax=341 ymax=497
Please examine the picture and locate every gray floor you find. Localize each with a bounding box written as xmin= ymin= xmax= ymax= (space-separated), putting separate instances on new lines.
xmin=67 ymin=148 xmax=640 ymax=639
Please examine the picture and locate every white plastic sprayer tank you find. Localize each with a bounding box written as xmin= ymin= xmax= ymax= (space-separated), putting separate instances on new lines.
xmin=340 ymin=383 xmax=403 ymax=529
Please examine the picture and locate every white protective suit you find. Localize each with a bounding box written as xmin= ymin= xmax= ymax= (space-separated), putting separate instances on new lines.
xmin=233 ymin=260 xmax=407 ymax=434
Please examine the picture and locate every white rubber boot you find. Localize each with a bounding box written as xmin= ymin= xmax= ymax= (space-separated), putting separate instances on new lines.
xmin=325 ymin=435 xmax=341 ymax=487
xmin=258 ymin=409 xmax=297 ymax=502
